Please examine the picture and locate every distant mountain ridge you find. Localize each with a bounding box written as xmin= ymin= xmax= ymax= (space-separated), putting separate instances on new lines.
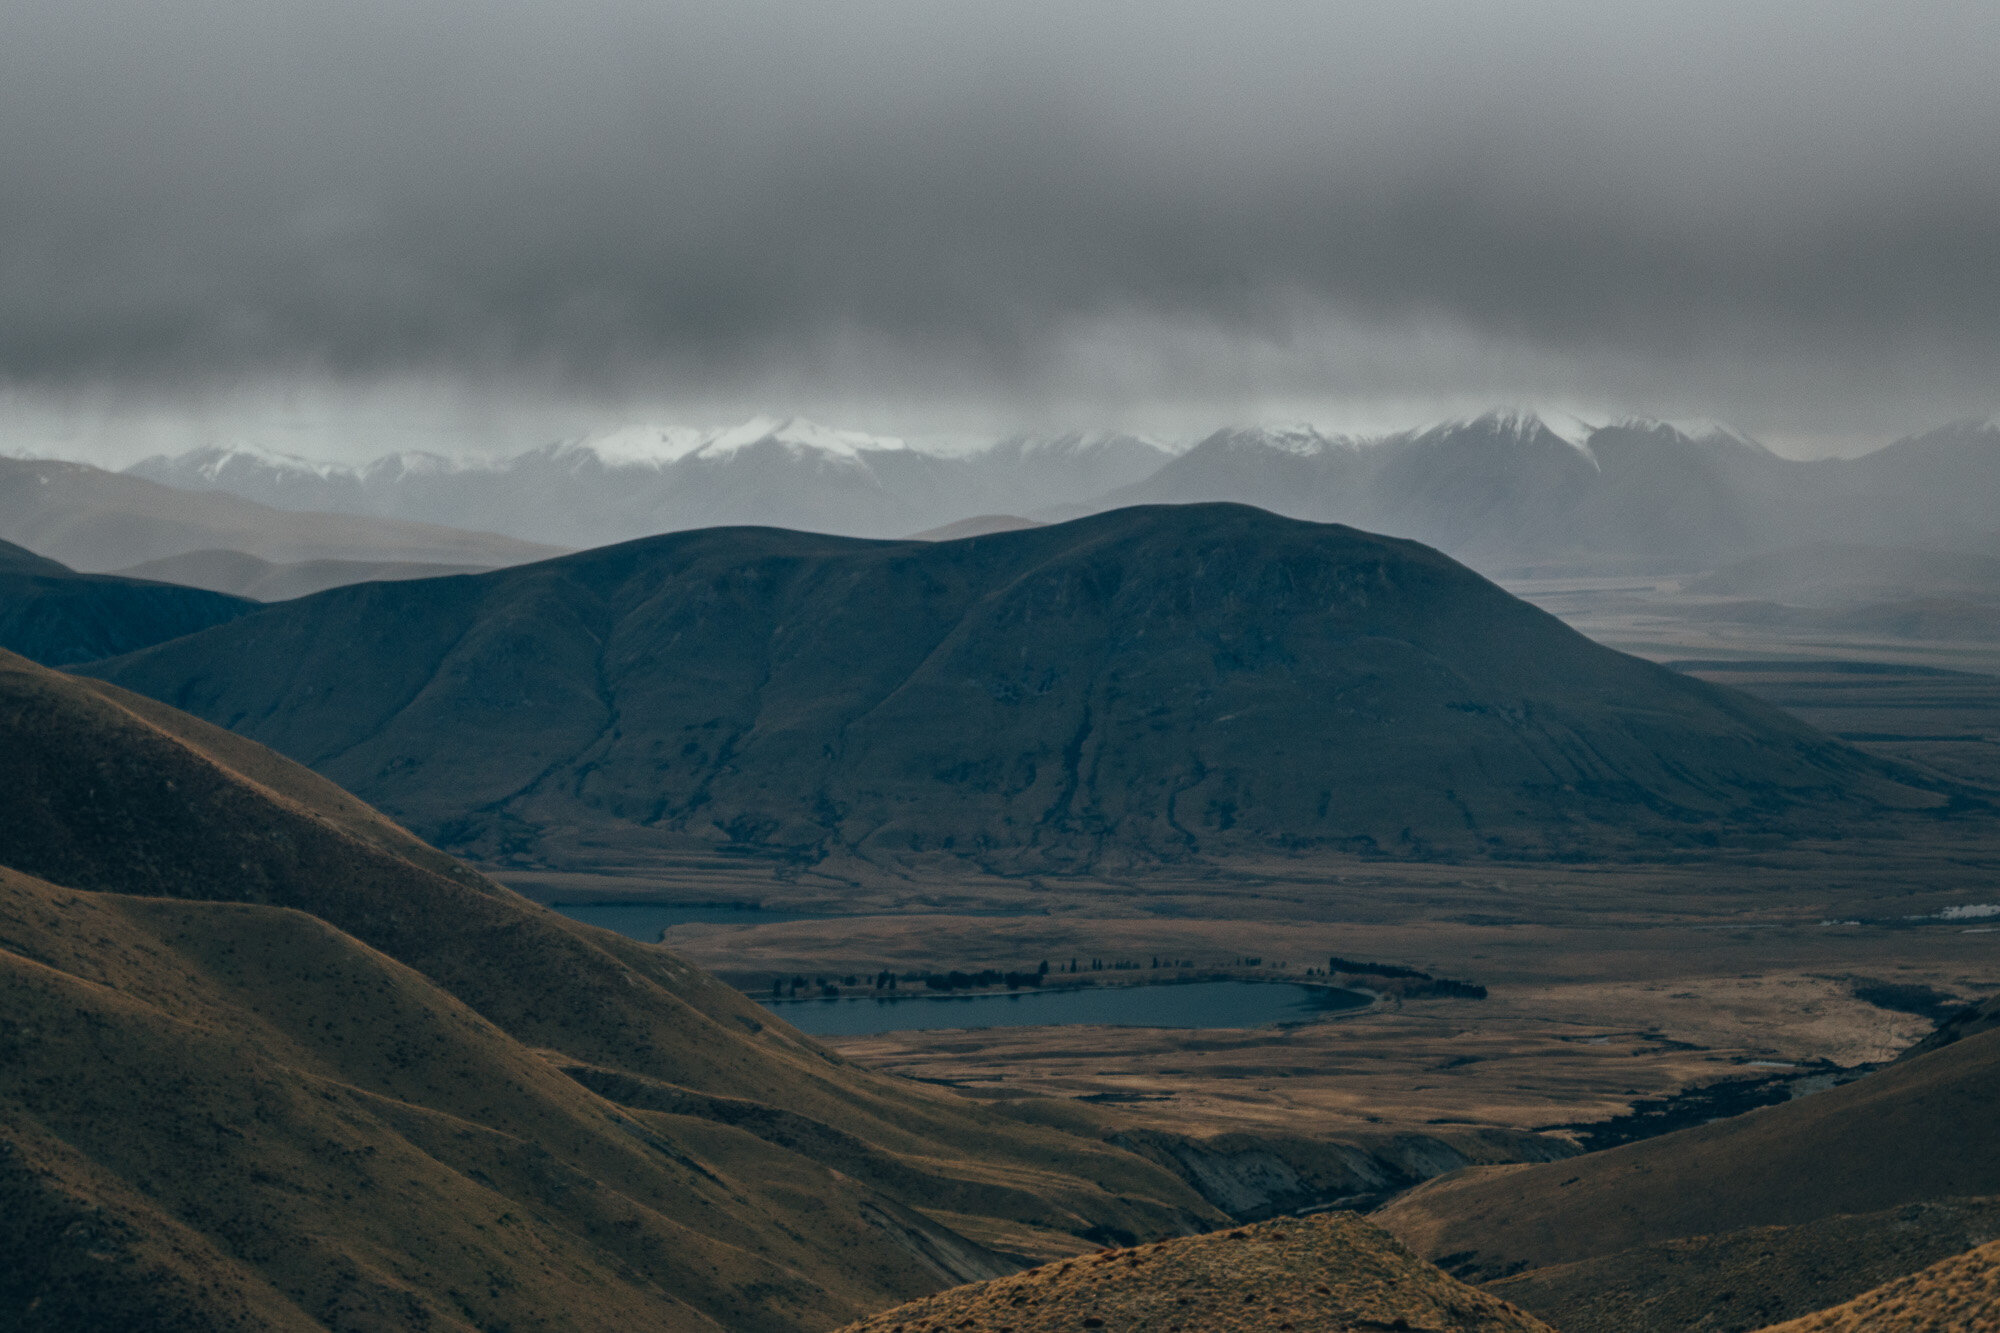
xmin=0 ymin=455 xmax=564 ymax=573
xmin=86 ymin=504 xmax=1950 ymax=874
xmin=111 ymin=549 xmax=491 ymax=602
xmin=127 ymin=419 xmax=1176 ymax=551
xmin=121 ymin=412 xmax=2000 ymax=573
xmin=1099 ymin=414 xmax=1786 ymax=573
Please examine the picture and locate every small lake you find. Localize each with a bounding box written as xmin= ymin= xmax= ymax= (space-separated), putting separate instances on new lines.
xmin=761 ymin=980 xmax=1370 ymax=1036
xmin=550 ymin=903 xmax=831 ymax=941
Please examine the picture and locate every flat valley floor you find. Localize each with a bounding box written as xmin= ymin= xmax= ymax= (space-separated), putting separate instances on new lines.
xmin=509 ymin=848 xmax=1995 ymax=1144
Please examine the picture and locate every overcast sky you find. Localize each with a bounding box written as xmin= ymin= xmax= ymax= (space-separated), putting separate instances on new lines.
xmin=4 ymin=1 xmax=1998 ymax=463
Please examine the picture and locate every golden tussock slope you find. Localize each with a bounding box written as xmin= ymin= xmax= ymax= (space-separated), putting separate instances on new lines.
xmin=0 ymin=648 xmax=1218 ymax=1330
xmin=1758 ymin=1237 xmax=2000 ymax=1332
xmin=1483 ymin=1197 xmax=2000 ymax=1333
xmin=834 ymin=1211 xmax=1554 ymax=1333
xmin=1376 ymin=1026 xmax=2000 ymax=1277
xmin=1375 ymin=997 xmax=2000 ymax=1332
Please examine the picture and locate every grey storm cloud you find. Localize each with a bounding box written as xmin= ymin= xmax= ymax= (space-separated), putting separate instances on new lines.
xmin=3 ymin=0 xmax=1999 ymax=430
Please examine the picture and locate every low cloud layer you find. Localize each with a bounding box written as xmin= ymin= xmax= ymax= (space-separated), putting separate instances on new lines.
xmin=4 ymin=1 xmax=1998 ymax=452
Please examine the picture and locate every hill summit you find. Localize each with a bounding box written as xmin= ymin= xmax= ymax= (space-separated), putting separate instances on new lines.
xmin=90 ymin=504 xmax=1944 ymax=872
xmin=834 ymin=1210 xmax=1554 ymax=1333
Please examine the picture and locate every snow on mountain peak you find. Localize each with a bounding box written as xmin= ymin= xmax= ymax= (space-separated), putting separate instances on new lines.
xmin=1615 ymin=417 xmax=1766 ymax=451
xmin=1008 ymin=429 xmax=1164 ymax=455
xmin=360 ymin=450 xmax=464 ymax=479
xmin=1453 ymin=408 xmax=1599 ymax=454
xmin=710 ymin=416 xmax=908 ymax=458
xmin=1680 ymin=421 xmax=1764 ymax=451
xmin=169 ymin=443 xmax=357 ymax=482
xmin=555 ymin=417 xmax=909 ymax=468
xmin=555 ymin=425 xmax=715 ymax=468
xmin=1220 ymin=423 xmax=1355 ymax=456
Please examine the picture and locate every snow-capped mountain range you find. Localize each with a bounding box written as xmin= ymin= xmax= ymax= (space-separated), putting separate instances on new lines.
xmin=119 ymin=410 xmax=2000 ymax=572
xmin=542 ymin=416 xmax=914 ymax=468
xmin=125 ymin=417 xmax=1176 ymax=551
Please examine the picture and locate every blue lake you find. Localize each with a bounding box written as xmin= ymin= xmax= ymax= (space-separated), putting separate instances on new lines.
xmin=760 ymin=980 xmax=1370 ymax=1035
xmin=551 ymin=903 xmax=830 ymax=941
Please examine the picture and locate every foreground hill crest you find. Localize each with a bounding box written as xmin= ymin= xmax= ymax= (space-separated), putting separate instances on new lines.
xmin=834 ymin=1210 xmax=1555 ymax=1333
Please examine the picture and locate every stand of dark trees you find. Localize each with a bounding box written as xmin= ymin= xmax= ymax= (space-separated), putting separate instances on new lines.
xmin=922 ymin=969 xmax=1045 ymax=992
xmin=1328 ymin=955 xmax=1488 ymax=1000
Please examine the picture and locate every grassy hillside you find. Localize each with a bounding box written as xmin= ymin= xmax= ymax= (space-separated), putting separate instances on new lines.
xmin=834 ymin=1211 xmax=1555 ymax=1333
xmin=0 ymin=537 xmax=256 ymax=665
xmin=1375 ymin=1027 xmax=2000 ymax=1331
xmin=1484 ymin=1197 xmax=2000 ymax=1333
xmin=1759 ymin=1237 xmax=2000 ymax=1332
xmin=85 ymin=504 xmax=1950 ymax=873
xmin=0 ymin=648 xmax=1218 ymax=1329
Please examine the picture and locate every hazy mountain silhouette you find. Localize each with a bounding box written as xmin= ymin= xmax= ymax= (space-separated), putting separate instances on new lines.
xmin=0 ymin=538 xmax=255 ymax=665
xmin=1102 ymin=414 xmax=1794 ymax=573
xmin=0 ymin=648 xmax=1213 ymax=1329
xmin=0 ymin=456 xmax=562 ymax=572
xmin=1820 ymin=420 xmax=2000 ymax=550
xmin=87 ymin=505 xmax=1946 ymax=873
xmin=1687 ymin=543 xmax=2000 ymax=607
xmin=127 ymin=422 xmax=1172 ymax=550
xmin=113 ymin=548 xmax=490 ymax=601
xmin=907 ymin=514 xmax=1045 ymax=540
xmin=117 ymin=413 xmax=2000 ymax=576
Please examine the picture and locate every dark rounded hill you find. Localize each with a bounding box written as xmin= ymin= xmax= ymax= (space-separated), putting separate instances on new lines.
xmin=86 ymin=504 xmax=1944 ymax=871
xmin=0 ymin=537 xmax=255 ymax=666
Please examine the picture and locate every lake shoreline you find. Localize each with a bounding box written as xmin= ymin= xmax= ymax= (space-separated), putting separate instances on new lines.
xmin=757 ymin=977 xmax=1377 ymax=1036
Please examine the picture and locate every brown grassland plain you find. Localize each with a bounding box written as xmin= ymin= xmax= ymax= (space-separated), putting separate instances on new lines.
xmin=519 ymin=846 xmax=1999 ymax=1146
